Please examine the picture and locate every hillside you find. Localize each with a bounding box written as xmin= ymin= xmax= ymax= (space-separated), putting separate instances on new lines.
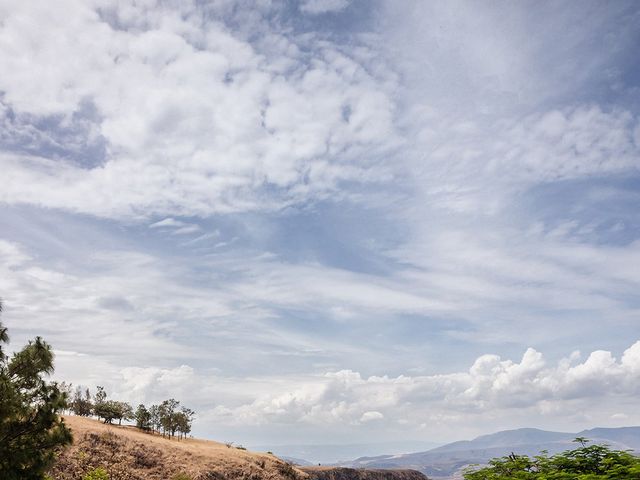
xmin=49 ymin=416 xmax=308 ymax=480
xmin=340 ymin=426 xmax=640 ymax=479
xmin=50 ymin=416 xmax=428 ymax=480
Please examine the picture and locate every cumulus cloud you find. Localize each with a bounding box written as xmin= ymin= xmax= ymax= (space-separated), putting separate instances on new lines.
xmin=0 ymin=0 xmax=398 ymax=219
xmin=119 ymin=364 xmax=196 ymax=403
xmin=44 ymin=337 xmax=640 ymax=441
xmin=206 ymin=342 xmax=640 ymax=429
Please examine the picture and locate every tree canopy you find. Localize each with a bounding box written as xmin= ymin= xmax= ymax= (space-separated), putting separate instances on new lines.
xmin=0 ymin=299 xmax=72 ymax=480
xmin=464 ymin=438 xmax=640 ymax=480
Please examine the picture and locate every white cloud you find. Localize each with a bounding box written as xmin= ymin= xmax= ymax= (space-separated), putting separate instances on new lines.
xmin=149 ymin=218 xmax=186 ymax=228
xmin=149 ymin=217 xmax=201 ymax=235
xmin=119 ymin=364 xmax=195 ymax=403
xmin=40 ymin=339 xmax=640 ymax=442
xmin=360 ymin=411 xmax=384 ymax=423
xmin=0 ymin=1 xmax=398 ymax=220
xmin=172 ymin=225 xmax=202 ymax=235
xmin=204 ymin=341 xmax=640 ymax=431
xmin=53 ymin=349 xmax=87 ymax=357
xmin=0 ymin=239 xmax=31 ymax=267
xmin=394 ymin=106 xmax=640 ymax=220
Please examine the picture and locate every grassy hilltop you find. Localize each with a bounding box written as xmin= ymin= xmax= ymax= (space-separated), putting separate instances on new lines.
xmin=49 ymin=416 xmax=429 ymax=480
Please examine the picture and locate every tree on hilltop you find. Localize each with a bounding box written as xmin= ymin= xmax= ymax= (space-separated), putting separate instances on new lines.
xmin=114 ymin=401 xmax=134 ymax=425
xmin=159 ymin=398 xmax=181 ymax=437
xmin=71 ymin=386 xmax=93 ymax=416
xmin=135 ymin=404 xmax=152 ymax=430
xmin=0 ymin=299 xmax=73 ymax=479
xmin=149 ymin=403 xmax=161 ymax=433
xmin=93 ymin=388 xmax=133 ymax=425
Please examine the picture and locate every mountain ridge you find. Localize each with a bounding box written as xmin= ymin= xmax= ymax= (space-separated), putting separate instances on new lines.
xmin=337 ymin=426 xmax=640 ymax=480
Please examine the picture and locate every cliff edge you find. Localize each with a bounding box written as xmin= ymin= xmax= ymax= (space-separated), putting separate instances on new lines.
xmin=301 ymin=467 xmax=428 ymax=480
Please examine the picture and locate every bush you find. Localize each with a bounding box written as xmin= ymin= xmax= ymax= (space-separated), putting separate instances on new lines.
xmin=83 ymin=467 xmax=109 ymax=480
xmin=171 ymin=474 xmax=193 ymax=480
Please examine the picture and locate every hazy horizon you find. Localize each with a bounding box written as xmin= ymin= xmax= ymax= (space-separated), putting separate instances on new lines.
xmin=1 ymin=0 xmax=640 ymax=446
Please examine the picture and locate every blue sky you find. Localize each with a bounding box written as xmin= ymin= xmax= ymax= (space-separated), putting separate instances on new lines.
xmin=1 ymin=0 xmax=640 ymax=446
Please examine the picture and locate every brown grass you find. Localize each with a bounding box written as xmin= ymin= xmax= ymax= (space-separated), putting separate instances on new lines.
xmin=49 ymin=416 xmax=308 ymax=480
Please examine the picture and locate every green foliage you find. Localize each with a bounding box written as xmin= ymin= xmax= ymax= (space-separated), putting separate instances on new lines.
xmin=145 ymin=398 xmax=195 ymax=438
xmin=159 ymin=398 xmax=180 ymax=436
xmin=135 ymin=403 xmax=152 ymax=430
xmin=71 ymin=386 xmax=93 ymax=416
xmin=93 ymin=390 xmax=133 ymax=426
xmin=463 ymin=438 xmax=640 ymax=479
xmin=0 ymin=299 xmax=73 ymax=480
xmin=93 ymin=399 xmax=119 ymax=424
xmin=131 ymin=398 xmax=195 ymax=438
xmin=172 ymin=474 xmax=193 ymax=480
xmin=149 ymin=404 xmax=161 ymax=432
xmin=82 ymin=467 xmax=109 ymax=480
xmin=95 ymin=386 xmax=107 ymax=405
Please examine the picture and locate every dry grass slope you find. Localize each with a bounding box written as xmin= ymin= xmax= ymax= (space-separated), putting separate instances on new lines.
xmin=50 ymin=416 xmax=307 ymax=480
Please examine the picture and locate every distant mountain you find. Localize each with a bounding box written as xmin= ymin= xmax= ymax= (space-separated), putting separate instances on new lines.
xmin=281 ymin=456 xmax=315 ymax=467
xmin=425 ymin=428 xmax=572 ymax=454
xmin=578 ymin=426 xmax=640 ymax=449
xmin=340 ymin=426 xmax=640 ymax=480
xmin=251 ymin=441 xmax=442 ymax=465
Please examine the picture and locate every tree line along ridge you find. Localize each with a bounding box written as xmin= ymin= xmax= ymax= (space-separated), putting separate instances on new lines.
xmin=62 ymin=383 xmax=195 ymax=439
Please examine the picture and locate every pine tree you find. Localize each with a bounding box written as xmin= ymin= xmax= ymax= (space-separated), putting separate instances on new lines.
xmin=0 ymin=299 xmax=73 ymax=479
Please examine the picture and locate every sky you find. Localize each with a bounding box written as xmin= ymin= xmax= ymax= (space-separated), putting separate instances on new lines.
xmin=1 ymin=0 xmax=640 ymax=448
